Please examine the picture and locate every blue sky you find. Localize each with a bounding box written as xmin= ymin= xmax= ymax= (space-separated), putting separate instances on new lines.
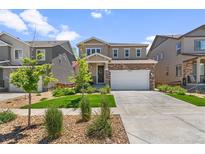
xmin=0 ymin=9 xmax=205 ymax=48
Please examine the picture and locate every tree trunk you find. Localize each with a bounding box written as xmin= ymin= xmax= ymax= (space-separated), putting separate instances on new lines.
xmin=28 ymin=93 xmax=31 ymax=127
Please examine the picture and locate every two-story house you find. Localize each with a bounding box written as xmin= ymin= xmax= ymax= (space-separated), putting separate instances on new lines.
xmin=148 ymin=25 xmax=205 ymax=88
xmin=0 ymin=32 xmax=76 ymax=92
xmin=77 ymin=37 xmax=157 ymax=90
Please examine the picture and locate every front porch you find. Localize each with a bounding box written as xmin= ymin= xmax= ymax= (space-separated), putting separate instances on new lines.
xmin=86 ymin=53 xmax=111 ymax=85
xmin=183 ymin=57 xmax=205 ymax=84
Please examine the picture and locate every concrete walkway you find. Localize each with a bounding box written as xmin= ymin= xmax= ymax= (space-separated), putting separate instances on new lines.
xmin=0 ymin=93 xmax=25 ymax=101
xmin=112 ymin=91 xmax=205 ymax=144
xmin=1 ymin=108 xmax=120 ymax=116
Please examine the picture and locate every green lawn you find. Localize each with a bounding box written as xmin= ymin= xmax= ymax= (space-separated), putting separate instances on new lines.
xmin=168 ymin=93 xmax=205 ymax=106
xmin=22 ymin=94 xmax=116 ymax=109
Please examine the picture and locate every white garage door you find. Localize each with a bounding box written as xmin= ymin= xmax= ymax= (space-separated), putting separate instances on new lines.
xmin=110 ymin=70 xmax=150 ymax=90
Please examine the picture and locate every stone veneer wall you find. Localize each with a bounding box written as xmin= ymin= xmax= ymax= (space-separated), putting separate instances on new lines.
xmin=107 ymin=63 xmax=156 ymax=90
xmin=183 ymin=59 xmax=195 ymax=79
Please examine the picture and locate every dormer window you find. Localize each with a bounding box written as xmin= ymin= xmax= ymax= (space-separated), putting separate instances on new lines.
xmin=124 ymin=48 xmax=130 ymax=58
xmin=112 ymin=48 xmax=119 ymax=58
xmin=36 ymin=49 xmax=46 ymax=61
xmin=14 ymin=49 xmax=23 ymax=60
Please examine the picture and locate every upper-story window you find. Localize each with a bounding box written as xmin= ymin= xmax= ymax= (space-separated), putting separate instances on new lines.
xmin=136 ymin=48 xmax=141 ymax=57
xmin=86 ymin=48 xmax=101 ymax=56
xmin=194 ymin=40 xmax=205 ymax=51
xmin=160 ymin=52 xmax=164 ymax=60
xmin=112 ymin=48 xmax=119 ymax=58
xmin=36 ymin=49 xmax=46 ymax=61
xmin=176 ymin=42 xmax=181 ymax=55
xmin=14 ymin=49 xmax=23 ymax=60
xmin=124 ymin=48 xmax=130 ymax=58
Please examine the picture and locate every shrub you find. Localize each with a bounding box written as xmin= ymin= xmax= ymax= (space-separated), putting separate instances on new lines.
xmin=99 ymin=85 xmax=111 ymax=94
xmin=80 ymin=95 xmax=91 ymax=121
xmin=101 ymin=96 xmax=110 ymax=119
xmin=86 ymin=86 xmax=97 ymax=94
xmin=0 ymin=110 xmax=16 ymax=124
xmin=44 ymin=108 xmax=63 ymax=138
xmin=52 ymin=88 xmax=76 ymax=97
xmin=157 ymin=85 xmax=170 ymax=92
xmin=172 ymin=86 xmax=187 ymax=95
xmin=86 ymin=116 xmax=112 ymax=139
xmin=36 ymin=93 xmax=41 ymax=96
xmin=157 ymin=85 xmax=187 ymax=95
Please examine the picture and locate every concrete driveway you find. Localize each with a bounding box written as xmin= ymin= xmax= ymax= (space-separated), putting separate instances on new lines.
xmin=112 ymin=91 xmax=205 ymax=144
xmin=0 ymin=93 xmax=25 ymax=101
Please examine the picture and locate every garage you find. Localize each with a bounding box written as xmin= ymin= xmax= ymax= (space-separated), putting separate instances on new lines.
xmin=110 ymin=70 xmax=150 ymax=90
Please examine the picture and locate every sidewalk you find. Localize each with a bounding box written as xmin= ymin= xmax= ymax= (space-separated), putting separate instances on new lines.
xmin=1 ymin=108 xmax=120 ymax=116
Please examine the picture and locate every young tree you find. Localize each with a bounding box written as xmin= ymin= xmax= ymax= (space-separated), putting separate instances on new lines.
xmin=71 ymin=57 xmax=92 ymax=93
xmin=10 ymin=54 xmax=56 ymax=127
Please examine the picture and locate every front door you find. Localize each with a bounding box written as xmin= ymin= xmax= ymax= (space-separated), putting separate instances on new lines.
xmin=98 ymin=65 xmax=104 ymax=83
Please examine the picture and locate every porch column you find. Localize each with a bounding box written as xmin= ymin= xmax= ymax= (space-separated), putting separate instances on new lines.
xmin=196 ymin=58 xmax=201 ymax=83
xmin=105 ymin=62 xmax=108 ymax=70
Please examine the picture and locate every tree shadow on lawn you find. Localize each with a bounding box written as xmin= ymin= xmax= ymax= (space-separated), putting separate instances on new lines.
xmin=0 ymin=124 xmax=39 ymax=144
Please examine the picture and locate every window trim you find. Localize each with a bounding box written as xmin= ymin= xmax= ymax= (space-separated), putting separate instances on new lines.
xmin=86 ymin=48 xmax=102 ymax=56
xmin=112 ymin=48 xmax=119 ymax=58
xmin=36 ymin=49 xmax=46 ymax=61
xmin=194 ymin=39 xmax=205 ymax=51
xmin=176 ymin=64 xmax=182 ymax=77
xmin=176 ymin=42 xmax=181 ymax=54
xmin=14 ymin=48 xmax=23 ymax=60
xmin=124 ymin=48 xmax=130 ymax=58
xmin=136 ymin=48 xmax=142 ymax=57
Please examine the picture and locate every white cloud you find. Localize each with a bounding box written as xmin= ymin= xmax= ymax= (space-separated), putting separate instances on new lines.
xmin=91 ymin=12 xmax=102 ymax=19
xmin=142 ymin=35 xmax=156 ymax=51
xmin=20 ymin=9 xmax=57 ymax=36
xmin=0 ymin=10 xmax=27 ymax=32
xmin=55 ymin=25 xmax=80 ymax=41
xmin=90 ymin=9 xmax=111 ymax=19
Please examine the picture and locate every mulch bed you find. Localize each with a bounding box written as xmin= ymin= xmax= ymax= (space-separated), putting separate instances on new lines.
xmin=0 ymin=115 xmax=129 ymax=144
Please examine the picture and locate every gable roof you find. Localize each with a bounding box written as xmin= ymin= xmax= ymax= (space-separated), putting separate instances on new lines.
xmin=149 ymin=25 xmax=205 ymax=53
xmin=77 ymin=37 xmax=110 ymax=46
xmin=0 ymin=32 xmax=30 ymax=46
xmin=0 ymin=40 xmax=11 ymax=47
xmin=26 ymin=40 xmax=68 ymax=48
xmin=86 ymin=53 xmax=112 ymax=61
xmin=77 ymin=37 xmax=148 ymax=47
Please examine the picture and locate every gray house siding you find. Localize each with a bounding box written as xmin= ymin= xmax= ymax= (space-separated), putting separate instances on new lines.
xmin=0 ymin=46 xmax=10 ymax=61
xmin=31 ymin=47 xmax=53 ymax=64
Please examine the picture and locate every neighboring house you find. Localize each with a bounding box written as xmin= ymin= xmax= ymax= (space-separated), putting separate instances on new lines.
xmin=77 ymin=37 xmax=157 ymax=90
xmin=0 ymin=32 xmax=76 ymax=92
xmin=148 ymin=25 xmax=205 ymax=87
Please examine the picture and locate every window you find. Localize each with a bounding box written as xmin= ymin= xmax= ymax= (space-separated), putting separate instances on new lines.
xmin=176 ymin=42 xmax=181 ymax=54
xmin=36 ymin=49 xmax=46 ymax=61
xmin=14 ymin=49 xmax=23 ymax=60
xmin=156 ymin=54 xmax=160 ymax=61
xmin=194 ymin=40 xmax=205 ymax=51
xmin=86 ymin=48 xmax=91 ymax=56
xmin=91 ymin=48 xmax=95 ymax=54
xmin=124 ymin=48 xmax=130 ymax=58
xmin=160 ymin=52 xmax=164 ymax=60
xmin=86 ymin=48 xmax=101 ymax=55
xmin=112 ymin=48 xmax=119 ymax=58
xmin=96 ymin=48 xmax=101 ymax=53
xmin=136 ymin=48 xmax=141 ymax=57
xmin=176 ymin=65 xmax=182 ymax=77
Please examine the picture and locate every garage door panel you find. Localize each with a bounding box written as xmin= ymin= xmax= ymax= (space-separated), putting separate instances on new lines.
xmin=110 ymin=70 xmax=150 ymax=90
